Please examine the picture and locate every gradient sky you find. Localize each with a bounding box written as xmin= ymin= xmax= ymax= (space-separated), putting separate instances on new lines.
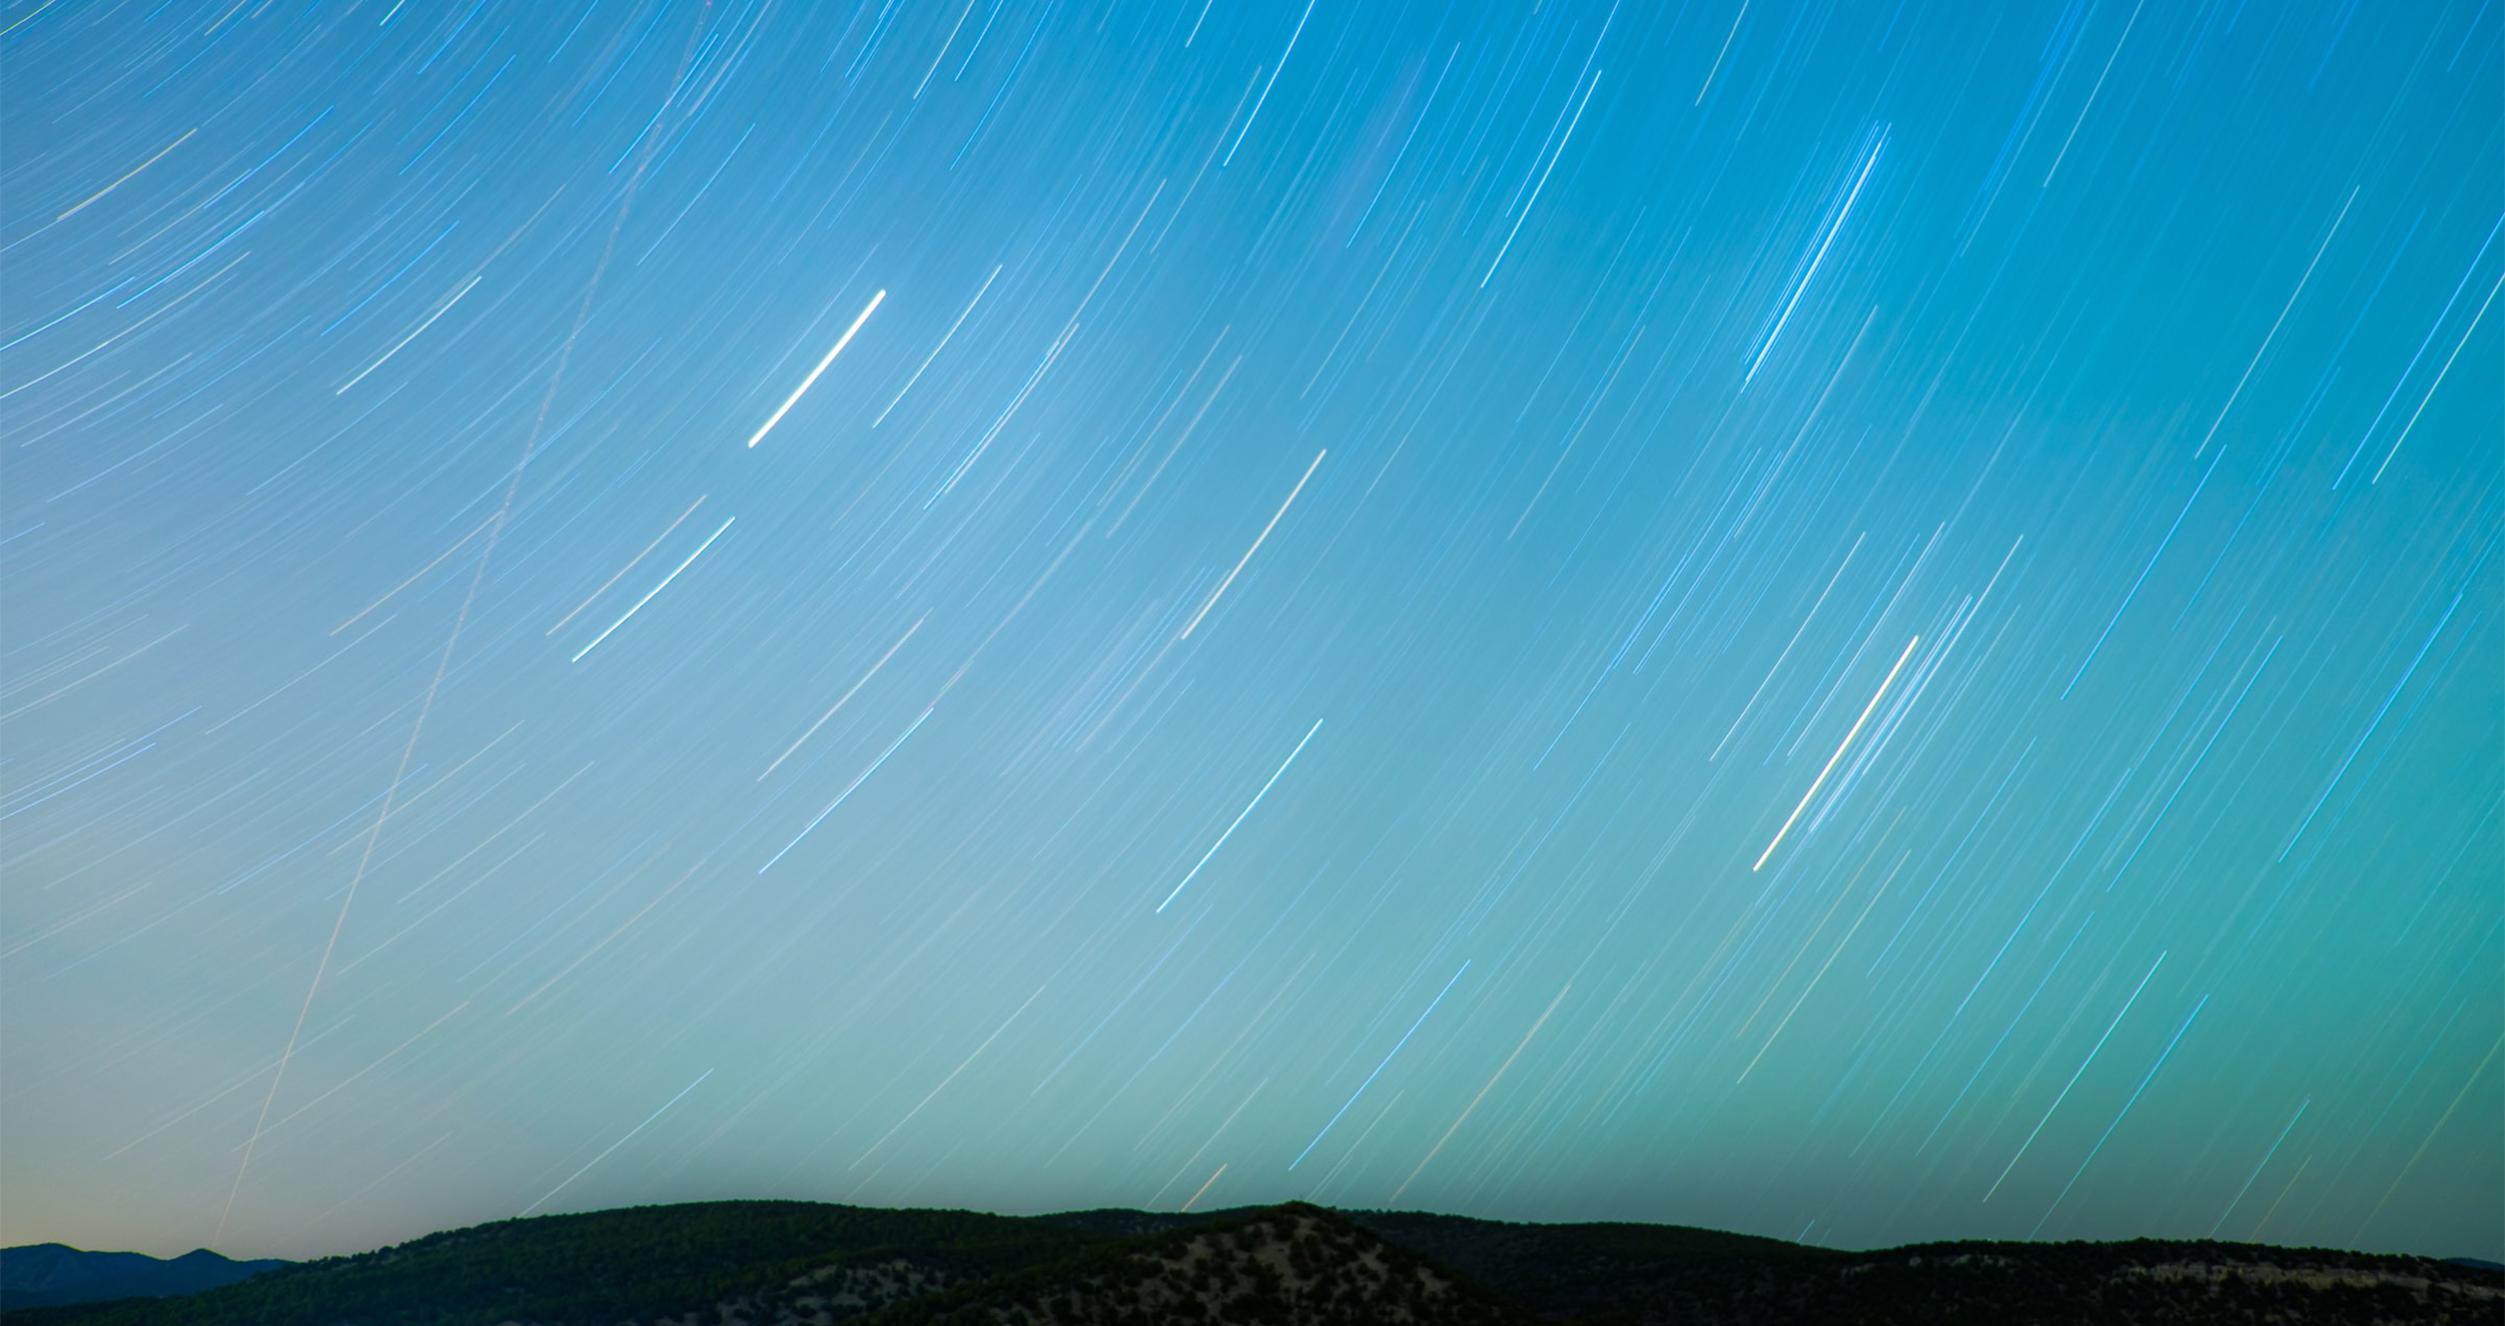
xmin=3 ymin=0 xmax=2499 ymax=1267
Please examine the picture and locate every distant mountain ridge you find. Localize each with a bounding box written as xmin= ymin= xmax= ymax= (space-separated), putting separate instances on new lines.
xmin=0 ymin=1242 xmax=289 ymax=1310
xmin=9 ymin=1200 xmax=2499 ymax=1324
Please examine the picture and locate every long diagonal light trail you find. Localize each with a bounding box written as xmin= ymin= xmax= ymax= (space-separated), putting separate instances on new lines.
xmin=519 ymin=1069 xmax=714 ymax=1217
xmin=1753 ymin=634 xmax=1919 ymax=871
xmin=1985 ymin=953 xmax=2168 ymax=1201
xmin=214 ymin=6 xmax=711 ymax=1234
xmin=1290 ymin=960 xmax=1471 ymax=1171
xmin=1155 ymin=719 xmax=1323 ymax=913
xmin=744 ymin=289 xmax=887 ymax=449
xmin=570 ymin=516 xmax=737 ymax=663
xmin=1176 ymin=449 xmax=1326 ymax=641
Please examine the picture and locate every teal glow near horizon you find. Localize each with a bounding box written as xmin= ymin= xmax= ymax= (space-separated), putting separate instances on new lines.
xmin=2 ymin=0 xmax=2497 ymax=1265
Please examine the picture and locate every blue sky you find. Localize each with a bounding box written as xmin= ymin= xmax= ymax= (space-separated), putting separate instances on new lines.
xmin=2 ymin=0 xmax=2497 ymax=1262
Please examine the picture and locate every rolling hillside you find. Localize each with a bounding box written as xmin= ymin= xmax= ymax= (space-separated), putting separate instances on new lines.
xmin=12 ymin=1199 xmax=2499 ymax=1324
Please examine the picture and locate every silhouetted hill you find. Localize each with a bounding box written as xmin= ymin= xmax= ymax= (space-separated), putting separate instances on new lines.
xmin=1343 ymin=1210 xmax=1828 ymax=1321
xmin=1032 ymin=1206 xmax=1819 ymax=1319
xmin=871 ymin=1203 xmax=1524 ymax=1324
xmin=1533 ymin=1236 xmax=2504 ymax=1325
xmin=7 ymin=1202 xmax=1096 ymax=1326
xmin=12 ymin=1200 xmax=2499 ymax=1324
xmin=0 ymin=1243 xmax=289 ymax=1310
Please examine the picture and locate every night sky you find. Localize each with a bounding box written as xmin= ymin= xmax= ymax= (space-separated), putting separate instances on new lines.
xmin=3 ymin=0 xmax=2499 ymax=1266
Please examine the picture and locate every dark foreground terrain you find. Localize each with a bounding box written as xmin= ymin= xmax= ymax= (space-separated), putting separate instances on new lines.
xmin=8 ymin=1199 xmax=2498 ymax=1325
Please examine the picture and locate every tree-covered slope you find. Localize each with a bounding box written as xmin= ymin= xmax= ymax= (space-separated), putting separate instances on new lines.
xmin=15 ymin=1199 xmax=2500 ymax=1325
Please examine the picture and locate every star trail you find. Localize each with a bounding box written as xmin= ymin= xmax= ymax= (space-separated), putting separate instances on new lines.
xmin=2 ymin=0 xmax=2498 ymax=1268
